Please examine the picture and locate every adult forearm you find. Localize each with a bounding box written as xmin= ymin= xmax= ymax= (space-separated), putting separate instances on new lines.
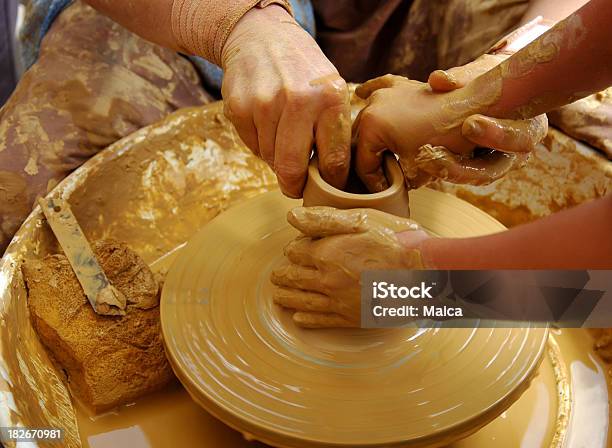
xmin=82 ymin=0 xmax=293 ymax=65
xmin=82 ymin=0 xmax=176 ymax=51
xmin=421 ymin=195 xmax=612 ymax=269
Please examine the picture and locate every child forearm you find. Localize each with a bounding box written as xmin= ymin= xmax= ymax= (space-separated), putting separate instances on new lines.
xmin=419 ymin=195 xmax=612 ymax=269
xmin=480 ymin=0 xmax=612 ymax=120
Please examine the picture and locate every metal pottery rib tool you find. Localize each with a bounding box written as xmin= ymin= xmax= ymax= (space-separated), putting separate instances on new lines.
xmin=38 ymin=197 xmax=127 ymax=316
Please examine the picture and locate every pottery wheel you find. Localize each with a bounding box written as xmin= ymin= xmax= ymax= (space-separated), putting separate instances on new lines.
xmin=161 ymin=189 xmax=548 ymax=448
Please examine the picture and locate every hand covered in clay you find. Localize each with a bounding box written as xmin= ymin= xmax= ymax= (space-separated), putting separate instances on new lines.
xmin=428 ymin=54 xmax=508 ymax=92
xmin=428 ymin=54 xmax=549 ymax=164
xmin=221 ymin=5 xmax=351 ymax=198
xmin=271 ymin=207 xmax=427 ymax=328
xmin=426 ymin=16 xmax=551 ymax=163
xmin=353 ymin=71 xmax=547 ymax=191
xmin=353 ymin=15 xmax=556 ymax=192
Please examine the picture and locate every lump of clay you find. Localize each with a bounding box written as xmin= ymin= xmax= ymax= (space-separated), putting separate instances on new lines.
xmin=22 ymin=240 xmax=174 ymax=413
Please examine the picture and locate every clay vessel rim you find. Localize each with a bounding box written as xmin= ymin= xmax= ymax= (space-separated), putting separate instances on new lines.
xmin=307 ymin=153 xmax=404 ymax=201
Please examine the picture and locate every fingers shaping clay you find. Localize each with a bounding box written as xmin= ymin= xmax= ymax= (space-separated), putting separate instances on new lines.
xmin=23 ymin=240 xmax=174 ymax=413
xmin=161 ymin=190 xmax=548 ymax=447
xmin=271 ymin=206 xmax=424 ymax=328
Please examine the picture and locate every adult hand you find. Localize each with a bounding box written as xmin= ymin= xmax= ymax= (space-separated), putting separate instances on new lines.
xmin=271 ymin=207 xmax=427 ymax=328
xmin=221 ymin=5 xmax=351 ymax=198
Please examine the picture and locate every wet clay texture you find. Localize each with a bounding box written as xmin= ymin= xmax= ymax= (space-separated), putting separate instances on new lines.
xmin=0 ymin=102 xmax=277 ymax=446
xmin=161 ymin=189 xmax=548 ymax=448
xmin=548 ymin=87 xmax=612 ymax=159
xmin=271 ymin=206 xmax=423 ymax=328
xmin=431 ymin=129 xmax=611 ymax=227
xmin=70 ymin=327 xmax=612 ymax=448
xmin=22 ymin=240 xmax=173 ymax=414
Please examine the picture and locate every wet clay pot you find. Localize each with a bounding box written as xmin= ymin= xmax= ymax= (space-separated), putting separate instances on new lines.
xmin=302 ymin=153 xmax=410 ymax=217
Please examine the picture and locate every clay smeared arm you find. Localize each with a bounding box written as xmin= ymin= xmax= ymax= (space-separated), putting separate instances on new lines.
xmin=422 ymin=17 xmax=555 ymax=186
xmin=352 ymin=75 xmax=546 ymax=190
xmin=413 ymin=0 xmax=611 ymax=186
xmin=274 ymin=199 xmax=612 ymax=328
xmin=431 ymin=0 xmax=591 ymax=87
xmin=430 ymin=0 xmax=592 ymax=92
xmin=431 ymin=0 xmax=612 ymax=129
xmin=480 ymin=0 xmax=612 ymax=120
xmin=354 ymin=0 xmax=611 ymax=190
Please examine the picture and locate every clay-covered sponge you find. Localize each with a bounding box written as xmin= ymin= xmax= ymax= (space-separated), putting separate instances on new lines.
xmin=22 ymin=240 xmax=174 ymax=413
xmin=302 ymin=153 xmax=410 ymax=217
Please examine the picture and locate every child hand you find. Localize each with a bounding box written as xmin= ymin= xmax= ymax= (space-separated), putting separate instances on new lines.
xmin=353 ymin=74 xmax=546 ymax=191
xmin=428 ymin=55 xmax=549 ymax=163
xmin=270 ymin=207 xmax=427 ymax=328
xmin=353 ymin=75 xmax=472 ymax=190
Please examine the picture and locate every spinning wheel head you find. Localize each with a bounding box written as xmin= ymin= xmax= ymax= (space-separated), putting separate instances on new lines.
xmin=161 ymin=190 xmax=547 ymax=447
